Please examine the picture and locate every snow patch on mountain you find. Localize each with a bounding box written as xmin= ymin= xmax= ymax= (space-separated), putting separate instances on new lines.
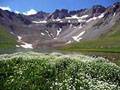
xmin=65 ymin=15 xmax=88 ymax=23
xmin=66 ymin=15 xmax=89 ymax=20
xmin=45 ymin=30 xmax=51 ymax=37
xmin=86 ymin=17 xmax=98 ymax=23
xmin=66 ymin=41 xmax=72 ymax=44
xmin=0 ymin=6 xmax=11 ymax=11
xmin=41 ymin=33 xmax=45 ymax=36
xmin=17 ymin=35 xmax=33 ymax=49
xmin=14 ymin=10 xmax=20 ymax=14
xmin=72 ymin=31 xmax=86 ymax=42
xmin=16 ymin=45 xmax=20 ymax=47
xmin=98 ymin=13 xmax=105 ymax=18
xmin=57 ymin=28 xmax=62 ymax=36
xmin=23 ymin=9 xmax=37 ymax=16
xmin=32 ymin=20 xmax=47 ymax=24
xmin=52 ymin=18 xmax=62 ymax=22
xmin=78 ymin=19 xmax=86 ymax=23
xmin=10 ymin=32 xmax=15 ymax=35
xmin=87 ymin=13 xmax=105 ymax=23
xmin=20 ymin=42 xmax=33 ymax=49
xmin=66 ymin=15 xmax=78 ymax=19
xmin=17 ymin=36 xmax=22 ymax=41
xmin=80 ymin=15 xmax=89 ymax=19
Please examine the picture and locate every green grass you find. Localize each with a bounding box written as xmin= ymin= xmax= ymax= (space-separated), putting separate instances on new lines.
xmin=0 ymin=25 xmax=17 ymax=48
xmin=0 ymin=52 xmax=120 ymax=90
xmin=0 ymin=25 xmax=17 ymax=54
xmin=60 ymin=21 xmax=120 ymax=53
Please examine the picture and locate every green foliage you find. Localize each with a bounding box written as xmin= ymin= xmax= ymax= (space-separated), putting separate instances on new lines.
xmin=0 ymin=25 xmax=17 ymax=54
xmin=0 ymin=25 xmax=17 ymax=49
xmin=0 ymin=52 xmax=120 ymax=90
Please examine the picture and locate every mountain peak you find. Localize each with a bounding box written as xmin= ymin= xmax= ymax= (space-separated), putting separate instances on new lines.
xmin=0 ymin=2 xmax=120 ymax=48
xmin=47 ymin=9 xmax=70 ymax=19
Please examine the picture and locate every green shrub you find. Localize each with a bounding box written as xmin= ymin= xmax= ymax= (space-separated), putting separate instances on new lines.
xmin=0 ymin=52 xmax=120 ymax=90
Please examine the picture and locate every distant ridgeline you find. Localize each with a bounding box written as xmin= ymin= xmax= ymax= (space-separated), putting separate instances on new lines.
xmin=0 ymin=2 xmax=120 ymax=51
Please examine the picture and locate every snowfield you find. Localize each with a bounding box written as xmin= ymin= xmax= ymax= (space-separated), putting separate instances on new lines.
xmin=32 ymin=20 xmax=47 ymax=24
xmin=17 ymin=35 xmax=33 ymax=49
xmin=20 ymin=42 xmax=33 ymax=49
xmin=72 ymin=31 xmax=86 ymax=42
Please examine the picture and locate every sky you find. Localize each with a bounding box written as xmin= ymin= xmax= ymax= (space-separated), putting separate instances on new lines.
xmin=0 ymin=0 xmax=119 ymax=15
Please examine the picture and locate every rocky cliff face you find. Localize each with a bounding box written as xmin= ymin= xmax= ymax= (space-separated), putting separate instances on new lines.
xmin=0 ymin=2 xmax=120 ymax=49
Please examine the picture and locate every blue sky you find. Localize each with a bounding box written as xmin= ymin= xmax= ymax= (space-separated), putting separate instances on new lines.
xmin=0 ymin=0 xmax=118 ymax=13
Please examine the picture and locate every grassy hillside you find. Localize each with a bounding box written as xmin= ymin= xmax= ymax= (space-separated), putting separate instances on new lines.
xmin=0 ymin=52 xmax=120 ymax=90
xmin=61 ymin=21 xmax=120 ymax=53
xmin=0 ymin=25 xmax=17 ymax=53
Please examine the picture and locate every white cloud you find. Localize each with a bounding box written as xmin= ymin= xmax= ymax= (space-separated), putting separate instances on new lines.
xmin=0 ymin=6 xmax=11 ymax=11
xmin=23 ymin=9 xmax=37 ymax=15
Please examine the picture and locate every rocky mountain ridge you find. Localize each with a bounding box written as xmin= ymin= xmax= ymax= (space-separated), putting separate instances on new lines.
xmin=0 ymin=2 xmax=120 ymax=49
